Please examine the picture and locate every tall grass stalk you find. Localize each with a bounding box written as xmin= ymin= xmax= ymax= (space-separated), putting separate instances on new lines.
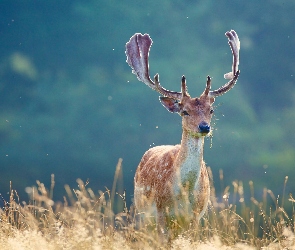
xmin=0 ymin=160 xmax=294 ymax=249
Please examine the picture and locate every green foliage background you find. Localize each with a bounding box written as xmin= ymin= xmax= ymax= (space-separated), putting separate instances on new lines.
xmin=0 ymin=0 xmax=295 ymax=202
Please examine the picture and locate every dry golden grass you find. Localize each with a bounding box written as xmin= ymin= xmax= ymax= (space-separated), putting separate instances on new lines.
xmin=1 ymin=161 xmax=295 ymax=249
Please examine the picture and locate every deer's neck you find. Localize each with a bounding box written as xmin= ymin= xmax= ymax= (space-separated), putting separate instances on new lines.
xmin=175 ymin=129 xmax=205 ymax=188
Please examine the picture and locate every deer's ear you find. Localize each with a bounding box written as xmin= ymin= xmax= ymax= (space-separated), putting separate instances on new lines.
xmin=159 ymin=97 xmax=181 ymax=113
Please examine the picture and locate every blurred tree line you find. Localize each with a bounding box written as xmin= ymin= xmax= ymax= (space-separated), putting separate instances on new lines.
xmin=0 ymin=0 xmax=295 ymax=204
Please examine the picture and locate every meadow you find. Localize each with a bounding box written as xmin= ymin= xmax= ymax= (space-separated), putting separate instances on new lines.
xmin=1 ymin=2 xmax=295 ymax=249
xmin=1 ymin=160 xmax=294 ymax=249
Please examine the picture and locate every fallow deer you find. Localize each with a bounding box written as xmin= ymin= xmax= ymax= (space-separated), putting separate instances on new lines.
xmin=125 ymin=30 xmax=240 ymax=233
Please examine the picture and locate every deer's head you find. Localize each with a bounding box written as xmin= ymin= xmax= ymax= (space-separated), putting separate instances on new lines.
xmin=125 ymin=31 xmax=240 ymax=138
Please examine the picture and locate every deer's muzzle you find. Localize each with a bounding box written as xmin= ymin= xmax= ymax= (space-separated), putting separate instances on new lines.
xmin=198 ymin=121 xmax=210 ymax=134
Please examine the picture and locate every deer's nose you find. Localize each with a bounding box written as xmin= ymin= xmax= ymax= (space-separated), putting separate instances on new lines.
xmin=198 ymin=121 xmax=210 ymax=134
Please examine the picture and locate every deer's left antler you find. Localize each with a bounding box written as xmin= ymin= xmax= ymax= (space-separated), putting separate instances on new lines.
xmin=209 ymin=30 xmax=240 ymax=97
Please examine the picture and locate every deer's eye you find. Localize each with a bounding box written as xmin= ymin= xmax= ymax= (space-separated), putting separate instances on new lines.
xmin=210 ymin=109 xmax=214 ymax=114
xmin=182 ymin=110 xmax=190 ymax=116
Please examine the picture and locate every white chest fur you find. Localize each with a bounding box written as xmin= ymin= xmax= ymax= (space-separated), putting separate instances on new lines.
xmin=173 ymin=136 xmax=204 ymax=199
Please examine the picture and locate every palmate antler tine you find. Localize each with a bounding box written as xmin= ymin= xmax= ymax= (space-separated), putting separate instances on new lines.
xmin=126 ymin=33 xmax=182 ymax=100
xmin=209 ymin=30 xmax=240 ymax=97
xmin=125 ymin=33 xmax=154 ymax=89
xmin=224 ymin=30 xmax=240 ymax=80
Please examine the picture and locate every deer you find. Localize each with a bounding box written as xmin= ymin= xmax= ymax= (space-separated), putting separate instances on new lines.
xmin=125 ymin=30 xmax=240 ymax=235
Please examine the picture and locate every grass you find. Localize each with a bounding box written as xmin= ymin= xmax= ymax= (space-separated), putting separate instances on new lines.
xmin=1 ymin=160 xmax=295 ymax=249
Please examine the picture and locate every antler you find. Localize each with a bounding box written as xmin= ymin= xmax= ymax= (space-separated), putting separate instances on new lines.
xmin=208 ymin=30 xmax=240 ymax=97
xmin=126 ymin=33 xmax=183 ymax=100
xmin=126 ymin=30 xmax=240 ymax=99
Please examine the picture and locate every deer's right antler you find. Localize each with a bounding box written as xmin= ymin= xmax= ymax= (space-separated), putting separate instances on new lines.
xmin=126 ymin=33 xmax=183 ymax=100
